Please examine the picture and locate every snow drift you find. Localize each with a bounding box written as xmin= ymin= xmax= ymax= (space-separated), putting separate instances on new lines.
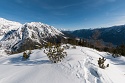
xmin=0 ymin=45 xmax=125 ymax=83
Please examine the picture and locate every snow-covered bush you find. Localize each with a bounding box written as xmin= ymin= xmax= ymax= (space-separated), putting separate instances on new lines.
xmin=23 ymin=52 xmax=29 ymax=60
xmin=28 ymin=50 xmax=32 ymax=55
xmin=63 ymin=44 xmax=70 ymax=49
xmin=98 ymin=57 xmax=109 ymax=69
xmin=44 ymin=43 xmax=67 ymax=63
xmin=71 ymin=45 xmax=76 ymax=49
xmin=4 ymin=50 xmax=11 ymax=54
xmin=22 ymin=50 xmax=31 ymax=60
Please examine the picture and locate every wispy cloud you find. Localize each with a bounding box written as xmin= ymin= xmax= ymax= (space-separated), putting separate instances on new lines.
xmin=40 ymin=0 xmax=117 ymax=10
xmin=41 ymin=2 xmax=84 ymax=10
xmin=55 ymin=2 xmax=84 ymax=9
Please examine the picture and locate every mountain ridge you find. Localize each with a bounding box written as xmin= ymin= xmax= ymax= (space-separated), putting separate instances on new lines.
xmin=62 ymin=25 xmax=125 ymax=45
xmin=0 ymin=18 xmax=22 ymax=36
xmin=0 ymin=18 xmax=65 ymax=53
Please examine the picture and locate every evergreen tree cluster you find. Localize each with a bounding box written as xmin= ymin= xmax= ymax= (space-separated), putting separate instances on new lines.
xmin=63 ymin=33 xmax=125 ymax=58
xmin=112 ymin=44 xmax=125 ymax=57
xmin=44 ymin=43 xmax=67 ymax=63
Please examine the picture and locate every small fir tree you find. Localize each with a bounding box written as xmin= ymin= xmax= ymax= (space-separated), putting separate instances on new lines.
xmin=44 ymin=43 xmax=67 ymax=63
xmin=23 ymin=51 xmax=29 ymax=60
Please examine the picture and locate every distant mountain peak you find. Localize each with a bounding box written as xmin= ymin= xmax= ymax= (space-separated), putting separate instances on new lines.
xmin=0 ymin=19 xmax=65 ymax=53
xmin=0 ymin=17 xmax=22 ymax=26
xmin=0 ymin=18 xmax=22 ymax=39
xmin=22 ymin=22 xmax=63 ymax=37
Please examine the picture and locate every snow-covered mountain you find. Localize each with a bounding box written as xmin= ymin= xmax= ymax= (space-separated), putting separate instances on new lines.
xmin=0 ymin=18 xmax=22 ymax=40
xmin=0 ymin=22 xmax=64 ymax=53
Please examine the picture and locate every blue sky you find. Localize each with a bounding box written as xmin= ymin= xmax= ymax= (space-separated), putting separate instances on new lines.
xmin=0 ymin=0 xmax=125 ymax=29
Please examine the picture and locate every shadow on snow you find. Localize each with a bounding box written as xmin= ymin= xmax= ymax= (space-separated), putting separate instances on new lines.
xmin=4 ymin=56 xmax=50 ymax=66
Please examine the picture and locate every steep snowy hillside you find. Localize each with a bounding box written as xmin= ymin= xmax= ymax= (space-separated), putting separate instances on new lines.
xmin=0 ymin=45 xmax=125 ymax=83
xmin=0 ymin=22 xmax=64 ymax=53
xmin=0 ymin=18 xmax=22 ymax=40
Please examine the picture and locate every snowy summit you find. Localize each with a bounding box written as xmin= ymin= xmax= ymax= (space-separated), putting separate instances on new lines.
xmin=0 ymin=18 xmax=65 ymax=54
xmin=0 ymin=18 xmax=22 ymax=40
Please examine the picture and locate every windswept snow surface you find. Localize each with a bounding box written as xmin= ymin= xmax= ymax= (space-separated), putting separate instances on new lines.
xmin=0 ymin=46 xmax=125 ymax=83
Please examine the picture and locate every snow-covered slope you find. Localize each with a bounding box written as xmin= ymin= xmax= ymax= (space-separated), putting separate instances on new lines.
xmin=0 ymin=18 xmax=22 ymax=40
xmin=0 ymin=45 xmax=125 ymax=83
xmin=0 ymin=22 xmax=64 ymax=53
